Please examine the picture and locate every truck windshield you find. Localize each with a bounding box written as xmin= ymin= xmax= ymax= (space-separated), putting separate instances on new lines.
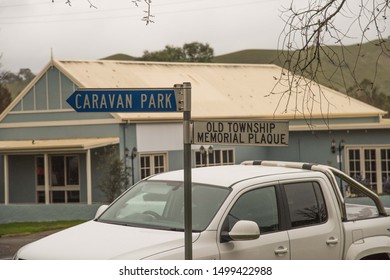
xmin=97 ymin=180 xmax=230 ymax=232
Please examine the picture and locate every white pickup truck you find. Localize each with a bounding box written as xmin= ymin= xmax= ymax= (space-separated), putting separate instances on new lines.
xmin=15 ymin=161 xmax=390 ymax=260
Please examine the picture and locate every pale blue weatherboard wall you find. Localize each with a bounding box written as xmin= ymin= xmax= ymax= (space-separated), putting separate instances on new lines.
xmin=0 ymin=65 xmax=124 ymax=204
xmin=268 ymin=129 xmax=390 ymax=168
xmin=10 ymin=67 xmax=74 ymax=113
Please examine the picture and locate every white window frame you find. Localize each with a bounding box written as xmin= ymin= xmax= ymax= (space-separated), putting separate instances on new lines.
xmin=345 ymin=145 xmax=390 ymax=194
xmin=35 ymin=155 xmax=81 ymax=203
xmin=195 ymin=148 xmax=235 ymax=168
xmin=139 ymin=153 xmax=168 ymax=179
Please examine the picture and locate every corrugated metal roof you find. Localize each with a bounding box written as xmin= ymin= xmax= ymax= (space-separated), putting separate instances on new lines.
xmin=290 ymin=118 xmax=390 ymax=131
xmin=0 ymin=137 xmax=119 ymax=153
xmin=54 ymin=60 xmax=386 ymax=122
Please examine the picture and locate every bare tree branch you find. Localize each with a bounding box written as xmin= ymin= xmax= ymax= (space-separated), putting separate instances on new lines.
xmin=132 ymin=0 xmax=154 ymax=24
xmin=52 ymin=0 xmax=153 ymax=24
xmin=275 ymin=0 xmax=390 ymax=124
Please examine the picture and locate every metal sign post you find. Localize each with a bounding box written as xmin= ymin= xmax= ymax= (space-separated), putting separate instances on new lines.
xmin=175 ymin=83 xmax=192 ymax=260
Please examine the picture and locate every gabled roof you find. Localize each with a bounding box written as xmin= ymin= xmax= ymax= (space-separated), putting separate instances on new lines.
xmin=1 ymin=59 xmax=386 ymax=128
xmin=53 ymin=59 xmax=386 ymax=122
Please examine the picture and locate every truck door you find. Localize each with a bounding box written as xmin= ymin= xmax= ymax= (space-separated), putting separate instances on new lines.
xmin=218 ymin=186 xmax=290 ymax=260
xmin=283 ymin=181 xmax=343 ymax=259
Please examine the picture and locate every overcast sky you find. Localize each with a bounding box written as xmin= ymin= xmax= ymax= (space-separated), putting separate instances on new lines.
xmin=1 ymin=0 xmax=388 ymax=74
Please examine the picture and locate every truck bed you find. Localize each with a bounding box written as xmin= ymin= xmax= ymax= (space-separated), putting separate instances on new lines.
xmin=346 ymin=203 xmax=390 ymax=220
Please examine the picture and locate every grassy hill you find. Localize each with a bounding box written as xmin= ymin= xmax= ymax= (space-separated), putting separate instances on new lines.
xmin=213 ymin=41 xmax=390 ymax=94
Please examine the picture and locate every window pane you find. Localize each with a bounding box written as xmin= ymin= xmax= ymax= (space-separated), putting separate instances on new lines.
xmin=100 ymin=181 xmax=230 ymax=232
xmin=284 ymin=182 xmax=327 ymax=228
xmin=67 ymin=191 xmax=80 ymax=203
xmin=51 ymin=156 xmax=65 ymax=186
xmin=37 ymin=191 xmax=45 ymax=203
xmin=228 ymin=150 xmax=234 ymax=164
xmin=208 ymin=151 xmax=215 ymax=165
xmin=36 ymin=157 xmax=45 ymax=186
xmin=348 ymin=149 xmax=361 ymax=180
xmin=364 ymin=149 xmax=377 ymax=192
xmin=154 ymin=155 xmax=165 ymax=174
xmin=381 ymin=149 xmax=390 ymax=194
xmin=66 ymin=156 xmax=79 ymax=185
xmin=195 ymin=151 xmax=202 ymax=167
xmin=52 ymin=191 xmax=65 ymax=203
xmin=215 ymin=151 xmax=221 ymax=164
xmin=222 ymin=150 xmax=228 ymax=163
xmin=140 ymin=156 xmax=151 ymax=179
xmin=228 ymin=186 xmax=279 ymax=234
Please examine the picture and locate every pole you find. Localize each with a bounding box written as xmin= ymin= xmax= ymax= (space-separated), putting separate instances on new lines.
xmin=181 ymin=82 xmax=192 ymax=260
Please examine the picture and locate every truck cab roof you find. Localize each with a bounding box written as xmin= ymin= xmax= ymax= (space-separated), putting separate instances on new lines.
xmin=149 ymin=163 xmax=312 ymax=188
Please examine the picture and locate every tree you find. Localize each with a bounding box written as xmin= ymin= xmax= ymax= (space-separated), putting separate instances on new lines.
xmin=183 ymin=42 xmax=214 ymax=62
xmin=274 ymin=0 xmax=390 ymax=120
xmin=0 ymin=62 xmax=13 ymax=113
xmin=141 ymin=42 xmax=214 ymax=62
xmin=0 ymin=83 xmax=12 ymax=114
xmin=347 ymin=79 xmax=390 ymax=118
xmin=1 ymin=68 xmax=35 ymax=99
xmin=97 ymin=145 xmax=130 ymax=203
xmin=17 ymin=68 xmax=35 ymax=82
xmin=142 ymin=45 xmax=185 ymax=62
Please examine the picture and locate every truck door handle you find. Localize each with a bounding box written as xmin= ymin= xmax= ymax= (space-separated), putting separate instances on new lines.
xmin=326 ymin=237 xmax=339 ymax=245
xmin=274 ymin=246 xmax=288 ymax=256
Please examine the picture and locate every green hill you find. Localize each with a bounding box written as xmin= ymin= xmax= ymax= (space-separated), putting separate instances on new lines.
xmin=213 ymin=40 xmax=390 ymax=94
xmin=213 ymin=49 xmax=281 ymax=65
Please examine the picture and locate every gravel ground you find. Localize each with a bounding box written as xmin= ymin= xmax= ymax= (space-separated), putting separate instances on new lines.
xmin=0 ymin=230 xmax=59 ymax=260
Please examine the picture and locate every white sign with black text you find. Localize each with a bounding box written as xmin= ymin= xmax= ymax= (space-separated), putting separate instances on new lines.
xmin=192 ymin=120 xmax=289 ymax=146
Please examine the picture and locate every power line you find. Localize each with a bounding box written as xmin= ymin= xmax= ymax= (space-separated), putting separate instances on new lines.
xmin=0 ymin=0 xmax=279 ymax=25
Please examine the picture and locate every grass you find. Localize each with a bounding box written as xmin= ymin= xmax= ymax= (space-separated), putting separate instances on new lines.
xmin=0 ymin=220 xmax=85 ymax=237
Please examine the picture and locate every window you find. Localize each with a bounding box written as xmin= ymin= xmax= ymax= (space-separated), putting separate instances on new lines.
xmin=364 ymin=149 xmax=377 ymax=192
xmin=35 ymin=155 xmax=80 ymax=203
xmin=381 ymin=149 xmax=390 ymax=194
xmin=195 ymin=148 xmax=235 ymax=167
xmin=284 ymin=182 xmax=327 ymax=228
xmin=346 ymin=146 xmax=390 ymax=194
xmin=51 ymin=156 xmax=65 ymax=186
xmin=140 ymin=153 xmax=167 ymax=179
xmin=348 ymin=149 xmax=361 ymax=180
xmin=36 ymin=157 xmax=45 ymax=186
xmin=226 ymin=186 xmax=279 ymax=234
xmin=99 ymin=181 xmax=230 ymax=232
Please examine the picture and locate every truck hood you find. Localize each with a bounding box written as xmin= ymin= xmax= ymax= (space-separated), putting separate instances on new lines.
xmin=16 ymin=221 xmax=199 ymax=260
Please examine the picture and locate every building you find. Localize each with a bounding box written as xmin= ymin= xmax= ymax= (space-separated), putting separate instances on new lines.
xmin=1 ymin=59 xmax=390 ymax=209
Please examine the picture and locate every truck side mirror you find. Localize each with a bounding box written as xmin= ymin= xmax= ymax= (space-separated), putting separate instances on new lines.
xmin=221 ymin=220 xmax=260 ymax=242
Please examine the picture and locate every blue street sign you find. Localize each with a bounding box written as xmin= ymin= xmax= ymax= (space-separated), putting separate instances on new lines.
xmin=66 ymin=88 xmax=183 ymax=112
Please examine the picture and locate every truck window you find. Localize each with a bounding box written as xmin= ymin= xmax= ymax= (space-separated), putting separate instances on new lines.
xmin=284 ymin=182 xmax=327 ymax=228
xmin=227 ymin=186 xmax=279 ymax=234
xmin=336 ymin=175 xmax=381 ymax=220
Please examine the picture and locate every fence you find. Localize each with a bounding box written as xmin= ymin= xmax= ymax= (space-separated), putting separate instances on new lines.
xmin=0 ymin=204 xmax=102 ymax=224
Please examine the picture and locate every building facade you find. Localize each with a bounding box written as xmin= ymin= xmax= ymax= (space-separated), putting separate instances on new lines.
xmin=1 ymin=60 xmax=390 ymax=207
